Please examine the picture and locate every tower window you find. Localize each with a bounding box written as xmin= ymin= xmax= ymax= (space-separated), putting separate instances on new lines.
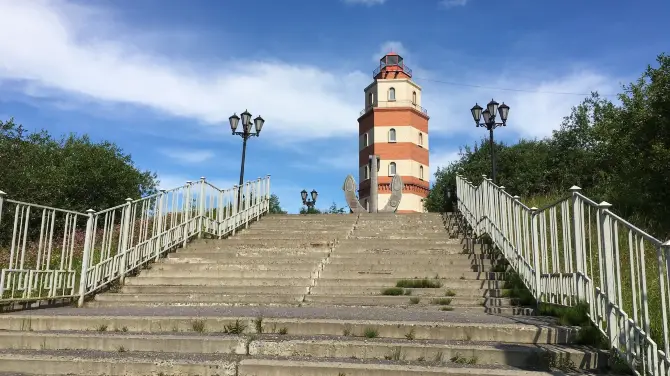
xmin=418 ymin=132 xmax=423 ymax=146
xmin=388 ymin=128 xmax=396 ymax=143
xmin=368 ymin=92 xmax=373 ymax=107
xmin=412 ymin=91 xmax=417 ymax=104
xmin=388 ymin=87 xmax=396 ymax=101
xmin=364 ymin=165 xmax=370 ymax=180
xmin=389 ymin=162 xmax=397 ymax=176
xmin=363 ymin=133 xmax=369 ymax=147
xmin=419 ymin=165 xmax=424 ymax=180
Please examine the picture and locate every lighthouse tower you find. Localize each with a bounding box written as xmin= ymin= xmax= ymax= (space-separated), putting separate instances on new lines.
xmin=357 ymin=52 xmax=430 ymax=213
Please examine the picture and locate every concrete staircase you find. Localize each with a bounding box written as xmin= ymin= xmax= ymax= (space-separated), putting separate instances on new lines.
xmin=0 ymin=213 xmax=610 ymax=375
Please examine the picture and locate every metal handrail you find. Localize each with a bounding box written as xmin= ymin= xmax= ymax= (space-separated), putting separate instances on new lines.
xmin=0 ymin=176 xmax=272 ymax=308
xmin=456 ymin=175 xmax=670 ymax=376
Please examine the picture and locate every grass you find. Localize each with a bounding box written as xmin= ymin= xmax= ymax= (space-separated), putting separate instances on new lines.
xmin=191 ymin=320 xmax=205 ymax=333
xmin=444 ymin=289 xmax=456 ymax=297
xmin=223 ymin=320 xmax=246 ymax=334
xmin=363 ymin=327 xmax=379 ymax=338
xmin=396 ymin=279 xmax=442 ymax=289
xmin=431 ymin=298 xmax=452 ymax=306
xmin=450 ymin=353 xmax=477 ymax=365
xmin=381 ymin=287 xmax=405 ymax=296
xmin=409 ymin=297 xmax=421 ymax=305
xmin=254 ymin=317 xmax=263 ymax=333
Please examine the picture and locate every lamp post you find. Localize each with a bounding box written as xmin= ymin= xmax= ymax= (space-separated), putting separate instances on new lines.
xmin=301 ymin=189 xmax=318 ymax=211
xmin=470 ymin=99 xmax=510 ymax=184
xmin=229 ymin=110 xmax=265 ymax=208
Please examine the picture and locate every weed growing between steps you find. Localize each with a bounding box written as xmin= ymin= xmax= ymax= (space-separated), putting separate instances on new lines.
xmin=450 ymin=353 xmax=477 ymax=365
xmin=381 ymin=287 xmax=411 ymax=296
xmin=396 ymin=278 xmax=442 ymax=288
xmin=431 ymin=298 xmax=452 ymax=306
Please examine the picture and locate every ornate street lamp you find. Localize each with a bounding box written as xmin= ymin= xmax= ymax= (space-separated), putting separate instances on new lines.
xmin=470 ymin=99 xmax=510 ymax=184
xmin=229 ymin=110 xmax=265 ymax=207
xmin=301 ymin=189 xmax=318 ymax=210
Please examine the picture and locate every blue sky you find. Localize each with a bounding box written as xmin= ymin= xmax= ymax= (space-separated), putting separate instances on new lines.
xmin=1 ymin=0 xmax=668 ymax=213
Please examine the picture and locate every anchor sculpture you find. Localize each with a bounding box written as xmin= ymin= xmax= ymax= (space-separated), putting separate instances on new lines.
xmin=342 ymin=154 xmax=404 ymax=213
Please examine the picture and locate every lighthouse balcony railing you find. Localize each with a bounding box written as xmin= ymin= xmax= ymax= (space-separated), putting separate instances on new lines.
xmin=359 ymin=100 xmax=428 ymax=117
xmin=373 ymin=63 xmax=413 ymax=78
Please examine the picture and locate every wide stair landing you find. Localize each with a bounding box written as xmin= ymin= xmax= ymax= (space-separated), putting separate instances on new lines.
xmin=0 ymin=213 xmax=610 ymax=375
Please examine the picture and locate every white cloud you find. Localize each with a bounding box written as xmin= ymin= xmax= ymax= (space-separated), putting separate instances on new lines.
xmin=440 ymin=0 xmax=469 ymax=8
xmin=373 ymin=41 xmax=408 ymax=62
xmin=343 ymin=0 xmax=387 ymax=5
xmin=0 ymin=1 xmax=622 ymax=151
xmin=0 ymin=0 xmax=367 ymax=143
xmin=420 ymin=70 xmax=620 ymax=141
xmin=158 ymin=148 xmax=215 ymax=164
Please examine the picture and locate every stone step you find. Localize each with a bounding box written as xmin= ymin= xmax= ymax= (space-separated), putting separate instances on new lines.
xmin=93 ymin=293 xmax=304 ymax=305
xmin=126 ymin=276 xmax=312 ymax=286
xmin=309 ymin=286 xmax=510 ymax=297
xmin=138 ymin=269 xmax=317 ymax=279
xmin=332 ymin=249 xmax=469 ymax=256
xmin=0 ymin=351 xmax=586 ymax=376
xmin=246 ymin=338 xmax=605 ymax=371
xmin=318 ymin=272 xmax=507 ymax=280
xmin=0 ymin=349 xmax=238 ymax=376
xmin=162 ymin=256 xmax=325 ymax=264
xmin=303 ymin=295 xmax=515 ymax=307
xmin=121 ymin=285 xmax=309 ymax=295
xmin=324 ymin=265 xmax=506 ymax=273
xmin=337 ymin=239 xmax=458 ymax=246
xmin=349 ymin=234 xmax=450 ymax=240
xmin=187 ymin=239 xmax=335 ymax=248
xmin=237 ymin=358 xmax=581 ymax=376
xmin=169 ymin=251 xmax=329 ymax=259
xmin=314 ymin=278 xmax=507 ymax=289
xmin=153 ymin=263 xmax=318 ymax=271
xmin=0 ymin=332 xmax=606 ymax=371
xmin=329 ymin=254 xmax=500 ymax=261
xmin=0 ymin=315 xmax=575 ymax=344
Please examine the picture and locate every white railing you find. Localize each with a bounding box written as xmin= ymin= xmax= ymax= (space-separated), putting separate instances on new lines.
xmin=0 ymin=176 xmax=271 ymax=308
xmin=457 ymin=174 xmax=670 ymax=376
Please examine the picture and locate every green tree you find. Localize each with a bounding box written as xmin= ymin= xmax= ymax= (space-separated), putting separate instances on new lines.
xmin=0 ymin=118 xmax=158 ymax=211
xmin=425 ymin=52 xmax=670 ymax=235
xmin=268 ymin=194 xmax=287 ymax=214
xmin=326 ymin=202 xmax=347 ymax=214
xmin=299 ymin=206 xmax=321 ymax=214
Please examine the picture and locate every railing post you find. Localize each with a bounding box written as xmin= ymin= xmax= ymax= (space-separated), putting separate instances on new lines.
xmin=198 ymin=177 xmax=206 ymax=239
xmin=217 ymin=189 xmax=224 ymax=239
xmin=266 ymin=175 xmax=271 ymax=214
xmin=256 ymin=177 xmax=262 ymax=221
xmin=597 ymin=201 xmax=618 ymax=346
xmin=154 ymin=191 xmax=165 ymax=261
xmin=119 ymin=198 xmax=133 ymax=285
xmin=0 ymin=190 xmax=5 ymax=217
xmin=530 ymin=206 xmax=542 ymax=303
xmin=499 ymin=186 xmax=507 ymax=250
xmin=77 ymin=209 xmax=95 ymax=308
xmin=245 ymin=182 xmax=250 ymax=229
xmin=570 ymin=186 xmax=586 ymax=302
xmin=232 ymin=185 xmax=239 ymax=236
xmin=660 ymin=240 xmax=670 ymax=359
xmin=182 ymin=181 xmax=192 ymax=247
